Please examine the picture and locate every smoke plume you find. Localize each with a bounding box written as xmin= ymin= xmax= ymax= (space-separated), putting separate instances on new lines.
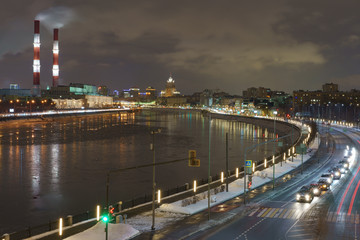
xmin=36 ymin=6 xmax=75 ymax=29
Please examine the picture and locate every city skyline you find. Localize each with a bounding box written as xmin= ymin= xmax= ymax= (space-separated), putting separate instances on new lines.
xmin=1 ymin=1 xmax=360 ymax=95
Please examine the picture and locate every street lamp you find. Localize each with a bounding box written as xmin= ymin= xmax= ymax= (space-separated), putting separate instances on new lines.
xmin=150 ymin=128 xmax=161 ymax=231
xmin=203 ymin=111 xmax=212 ymax=220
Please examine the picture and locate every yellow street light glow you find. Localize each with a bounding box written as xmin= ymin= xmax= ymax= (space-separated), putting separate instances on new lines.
xmin=292 ymin=147 xmax=295 ymax=154
xmin=194 ymin=180 xmax=197 ymax=192
xmin=157 ymin=190 xmax=161 ymax=204
xmin=59 ymin=218 xmax=63 ymax=236
xmin=264 ymin=159 xmax=267 ymax=168
xmin=283 ymin=153 xmax=286 ymax=160
xmin=221 ymin=172 xmax=224 ymax=183
xmin=236 ymin=168 xmax=239 ymax=178
xmin=96 ymin=205 xmax=100 ymax=221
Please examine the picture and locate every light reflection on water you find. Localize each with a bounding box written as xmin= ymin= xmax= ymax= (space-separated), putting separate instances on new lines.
xmin=0 ymin=110 xmax=293 ymax=234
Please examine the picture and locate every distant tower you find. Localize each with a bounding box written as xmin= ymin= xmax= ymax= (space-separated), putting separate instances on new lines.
xmin=32 ymin=20 xmax=41 ymax=96
xmin=161 ymin=73 xmax=180 ymax=97
xmin=52 ymin=29 xmax=59 ymax=87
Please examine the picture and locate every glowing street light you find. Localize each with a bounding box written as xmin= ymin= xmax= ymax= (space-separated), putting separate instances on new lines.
xmin=96 ymin=205 xmax=100 ymax=221
xmin=157 ymin=190 xmax=161 ymax=204
xmin=59 ymin=218 xmax=63 ymax=236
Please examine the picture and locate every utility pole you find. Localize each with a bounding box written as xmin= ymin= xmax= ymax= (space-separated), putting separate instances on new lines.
xmin=226 ymin=132 xmax=229 ymax=192
xmin=150 ymin=128 xmax=161 ymax=231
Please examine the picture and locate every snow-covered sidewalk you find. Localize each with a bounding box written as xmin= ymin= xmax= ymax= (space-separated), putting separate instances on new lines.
xmin=159 ymin=135 xmax=319 ymax=215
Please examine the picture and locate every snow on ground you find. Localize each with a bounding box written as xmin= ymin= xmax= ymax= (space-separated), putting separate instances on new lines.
xmin=159 ymin=136 xmax=319 ymax=215
xmin=65 ymin=222 xmax=139 ymax=240
xmin=126 ymin=210 xmax=187 ymax=232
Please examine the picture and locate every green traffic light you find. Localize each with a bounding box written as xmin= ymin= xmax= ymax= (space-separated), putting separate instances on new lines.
xmin=102 ymin=216 xmax=109 ymax=222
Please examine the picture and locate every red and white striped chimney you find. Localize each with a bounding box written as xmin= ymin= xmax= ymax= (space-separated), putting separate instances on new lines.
xmin=33 ymin=20 xmax=41 ymax=96
xmin=52 ymin=29 xmax=59 ymax=87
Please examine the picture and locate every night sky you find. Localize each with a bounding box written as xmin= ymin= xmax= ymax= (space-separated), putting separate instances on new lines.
xmin=1 ymin=1 xmax=360 ymax=95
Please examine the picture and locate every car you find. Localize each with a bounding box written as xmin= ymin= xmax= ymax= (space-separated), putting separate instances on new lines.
xmin=329 ymin=167 xmax=341 ymax=180
xmin=335 ymin=164 xmax=346 ymax=174
xmin=318 ymin=179 xmax=330 ymax=190
xmin=338 ymin=160 xmax=349 ymax=170
xmin=320 ymin=173 xmax=333 ymax=184
xmin=296 ymin=186 xmax=314 ymax=203
xmin=309 ymin=183 xmax=321 ymax=196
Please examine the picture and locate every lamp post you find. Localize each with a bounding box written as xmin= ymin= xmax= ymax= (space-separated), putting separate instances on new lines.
xmin=150 ymin=128 xmax=161 ymax=231
xmin=201 ymin=110 xmax=212 ymax=220
xmin=273 ymin=110 xmax=277 ymax=190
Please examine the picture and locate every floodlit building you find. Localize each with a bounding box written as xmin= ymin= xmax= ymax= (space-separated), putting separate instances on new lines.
xmin=42 ymin=83 xmax=113 ymax=109
xmin=160 ymin=74 xmax=180 ymax=97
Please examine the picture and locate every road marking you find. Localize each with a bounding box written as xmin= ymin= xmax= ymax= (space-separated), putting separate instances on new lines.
xmin=257 ymin=208 xmax=267 ymax=217
xmin=248 ymin=208 xmax=260 ymax=217
xmin=265 ymin=208 xmax=277 ymax=217
xmin=283 ymin=209 xmax=293 ymax=218
xmin=234 ymin=218 xmax=266 ymax=240
xmin=261 ymin=208 xmax=272 ymax=217
xmin=271 ymin=208 xmax=281 ymax=218
xmin=279 ymin=209 xmax=288 ymax=218
xmin=287 ymin=209 xmax=296 ymax=219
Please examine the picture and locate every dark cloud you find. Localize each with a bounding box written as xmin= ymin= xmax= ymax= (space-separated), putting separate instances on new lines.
xmin=0 ymin=0 xmax=359 ymax=94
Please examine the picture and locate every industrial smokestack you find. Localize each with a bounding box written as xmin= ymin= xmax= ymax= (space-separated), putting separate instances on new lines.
xmin=33 ymin=20 xmax=41 ymax=96
xmin=52 ymin=28 xmax=59 ymax=87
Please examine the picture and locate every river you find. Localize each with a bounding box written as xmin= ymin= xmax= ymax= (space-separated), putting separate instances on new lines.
xmin=0 ymin=109 xmax=295 ymax=234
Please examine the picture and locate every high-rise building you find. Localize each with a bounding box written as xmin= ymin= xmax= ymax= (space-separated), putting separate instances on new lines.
xmin=160 ymin=74 xmax=180 ymax=97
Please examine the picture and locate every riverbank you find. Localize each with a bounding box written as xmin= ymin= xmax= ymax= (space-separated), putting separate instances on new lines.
xmin=0 ymin=108 xmax=140 ymax=123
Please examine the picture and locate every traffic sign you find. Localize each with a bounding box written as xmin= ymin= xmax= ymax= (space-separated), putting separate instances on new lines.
xmin=278 ymin=142 xmax=283 ymax=147
xmin=296 ymin=146 xmax=307 ymax=154
xmin=245 ymin=160 xmax=252 ymax=167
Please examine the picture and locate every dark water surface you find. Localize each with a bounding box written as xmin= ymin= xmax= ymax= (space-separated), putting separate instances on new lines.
xmin=0 ymin=109 xmax=288 ymax=234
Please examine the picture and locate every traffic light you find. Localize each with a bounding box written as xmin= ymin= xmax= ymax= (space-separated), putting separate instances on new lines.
xmin=188 ymin=150 xmax=200 ymax=167
xmin=109 ymin=206 xmax=114 ymax=214
xmin=248 ymin=175 xmax=253 ymax=189
xmin=102 ymin=215 xmax=109 ymax=223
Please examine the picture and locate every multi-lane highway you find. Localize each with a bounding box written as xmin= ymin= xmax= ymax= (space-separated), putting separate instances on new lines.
xmin=135 ymin=125 xmax=360 ymax=240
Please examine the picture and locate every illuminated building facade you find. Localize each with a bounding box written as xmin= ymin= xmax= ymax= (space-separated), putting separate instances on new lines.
xmin=160 ymin=75 xmax=180 ymax=97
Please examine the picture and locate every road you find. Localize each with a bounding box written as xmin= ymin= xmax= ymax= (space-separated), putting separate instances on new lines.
xmin=134 ymin=125 xmax=360 ymax=240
